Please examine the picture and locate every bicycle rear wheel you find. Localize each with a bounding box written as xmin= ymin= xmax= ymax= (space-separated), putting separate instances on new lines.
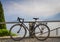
xmin=9 ymin=24 xmax=27 ymax=41
xmin=34 ymin=24 xmax=50 ymax=41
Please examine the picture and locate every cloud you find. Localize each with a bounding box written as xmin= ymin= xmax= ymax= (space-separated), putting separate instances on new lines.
xmin=4 ymin=0 xmax=60 ymax=18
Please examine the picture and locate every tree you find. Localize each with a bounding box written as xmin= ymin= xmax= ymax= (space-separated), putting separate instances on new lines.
xmin=0 ymin=1 xmax=16 ymax=36
xmin=0 ymin=1 xmax=6 ymax=29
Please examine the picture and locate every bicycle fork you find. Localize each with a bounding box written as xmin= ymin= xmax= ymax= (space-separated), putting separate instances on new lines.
xmin=17 ymin=28 xmax=21 ymax=33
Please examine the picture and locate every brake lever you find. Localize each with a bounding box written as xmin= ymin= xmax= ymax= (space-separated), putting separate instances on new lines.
xmin=17 ymin=17 xmax=24 ymax=23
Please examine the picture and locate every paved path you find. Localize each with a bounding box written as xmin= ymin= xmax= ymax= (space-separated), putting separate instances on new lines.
xmin=0 ymin=36 xmax=60 ymax=42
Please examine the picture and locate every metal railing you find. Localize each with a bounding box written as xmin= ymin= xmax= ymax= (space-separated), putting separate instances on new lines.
xmin=0 ymin=20 xmax=60 ymax=37
xmin=42 ymin=27 xmax=60 ymax=36
xmin=0 ymin=20 xmax=60 ymax=24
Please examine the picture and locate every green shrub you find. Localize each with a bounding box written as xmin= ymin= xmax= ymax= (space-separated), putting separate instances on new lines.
xmin=0 ymin=29 xmax=9 ymax=36
xmin=0 ymin=29 xmax=16 ymax=36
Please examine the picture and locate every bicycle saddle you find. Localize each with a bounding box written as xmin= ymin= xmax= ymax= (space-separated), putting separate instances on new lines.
xmin=33 ymin=18 xmax=39 ymax=20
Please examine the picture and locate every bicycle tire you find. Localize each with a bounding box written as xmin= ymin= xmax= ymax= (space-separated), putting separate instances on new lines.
xmin=9 ymin=24 xmax=27 ymax=41
xmin=34 ymin=24 xmax=50 ymax=41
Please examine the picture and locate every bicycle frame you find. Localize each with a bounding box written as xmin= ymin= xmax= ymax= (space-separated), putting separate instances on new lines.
xmin=19 ymin=21 xmax=36 ymax=33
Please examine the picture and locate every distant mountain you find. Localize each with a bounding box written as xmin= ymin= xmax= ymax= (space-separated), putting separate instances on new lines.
xmin=46 ymin=13 xmax=60 ymax=20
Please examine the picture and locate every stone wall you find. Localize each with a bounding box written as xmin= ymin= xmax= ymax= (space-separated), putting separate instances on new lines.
xmin=0 ymin=36 xmax=60 ymax=42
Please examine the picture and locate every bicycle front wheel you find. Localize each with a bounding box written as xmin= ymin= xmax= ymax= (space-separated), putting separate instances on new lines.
xmin=9 ymin=24 xmax=27 ymax=41
xmin=34 ymin=24 xmax=50 ymax=41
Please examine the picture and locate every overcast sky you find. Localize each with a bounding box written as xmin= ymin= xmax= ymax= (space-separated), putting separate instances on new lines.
xmin=1 ymin=0 xmax=60 ymax=21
